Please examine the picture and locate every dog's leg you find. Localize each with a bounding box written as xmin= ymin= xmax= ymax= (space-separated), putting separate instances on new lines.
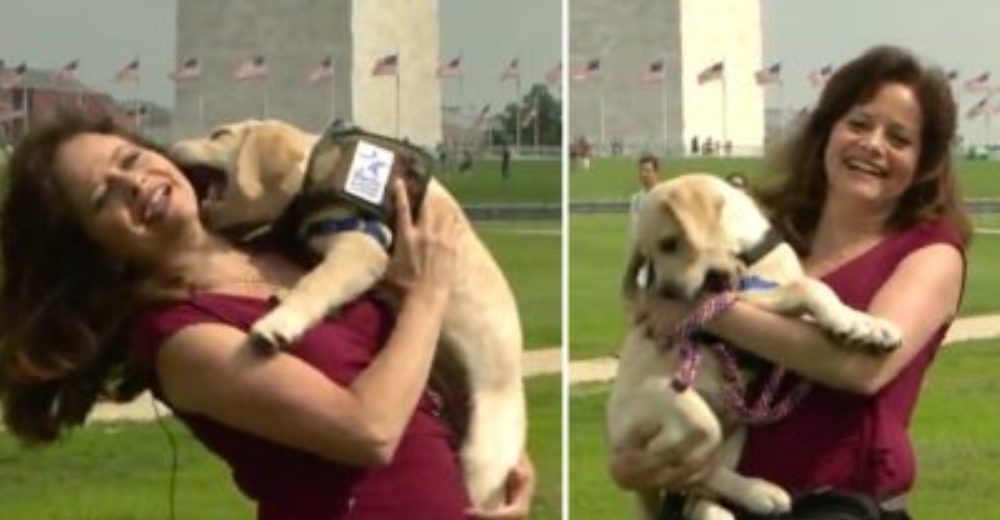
xmin=461 ymin=382 xmax=527 ymax=509
xmin=251 ymin=231 xmax=388 ymax=348
xmin=737 ymin=279 xmax=901 ymax=352
xmin=696 ymin=428 xmax=791 ymax=516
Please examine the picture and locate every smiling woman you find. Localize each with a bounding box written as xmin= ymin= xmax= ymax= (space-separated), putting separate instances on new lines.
xmin=0 ymin=112 xmax=535 ymax=520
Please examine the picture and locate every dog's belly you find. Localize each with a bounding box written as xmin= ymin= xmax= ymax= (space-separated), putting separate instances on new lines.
xmin=608 ymin=328 xmax=725 ymax=455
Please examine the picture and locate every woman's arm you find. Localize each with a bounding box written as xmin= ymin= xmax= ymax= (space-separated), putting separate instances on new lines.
xmin=703 ymin=243 xmax=963 ymax=394
xmin=156 ymin=180 xmax=462 ymax=467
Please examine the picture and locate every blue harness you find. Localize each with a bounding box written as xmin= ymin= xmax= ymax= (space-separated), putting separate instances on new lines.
xmin=302 ymin=216 xmax=391 ymax=250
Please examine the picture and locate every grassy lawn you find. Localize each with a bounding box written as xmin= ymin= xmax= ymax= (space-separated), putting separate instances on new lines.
xmin=570 ymin=213 xmax=1000 ymax=359
xmin=439 ymin=159 xmax=561 ymax=205
xmin=571 ymin=157 xmax=1000 ymax=201
xmin=477 ymin=221 xmax=561 ymax=348
xmin=0 ymin=375 xmax=562 ymax=520
xmin=568 ymin=339 xmax=1000 ymax=520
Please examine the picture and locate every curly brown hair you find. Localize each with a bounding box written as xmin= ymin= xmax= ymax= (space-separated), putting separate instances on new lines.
xmin=0 ymin=112 xmax=164 ymax=444
xmin=758 ymin=45 xmax=972 ymax=253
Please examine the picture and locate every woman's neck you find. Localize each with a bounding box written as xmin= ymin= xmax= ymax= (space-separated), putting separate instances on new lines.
xmin=139 ymin=234 xmax=291 ymax=299
xmin=806 ymin=197 xmax=891 ymax=275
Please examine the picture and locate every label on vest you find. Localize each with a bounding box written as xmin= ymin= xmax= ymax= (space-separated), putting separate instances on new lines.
xmin=344 ymin=140 xmax=395 ymax=205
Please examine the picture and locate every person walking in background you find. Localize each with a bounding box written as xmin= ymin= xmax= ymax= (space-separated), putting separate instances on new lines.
xmin=501 ymin=142 xmax=512 ymax=181
xmin=629 ymin=154 xmax=662 ymax=236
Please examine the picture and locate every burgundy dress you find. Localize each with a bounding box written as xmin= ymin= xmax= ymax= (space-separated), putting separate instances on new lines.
xmin=737 ymin=221 xmax=965 ymax=499
xmin=131 ymin=293 xmax=469 ymax=520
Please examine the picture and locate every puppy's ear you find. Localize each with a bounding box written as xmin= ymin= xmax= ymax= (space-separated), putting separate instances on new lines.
xmin=254 ymin=125 xmax=308 ymax=185
xmin=621 ymin=247 xmax=648 ymax=305
xmin=235 ymin=129 xmax=265 ymax=199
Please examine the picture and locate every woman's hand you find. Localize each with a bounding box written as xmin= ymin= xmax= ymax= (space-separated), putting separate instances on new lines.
xmin=608 ymin=422 xmax=720 ymax=492
xmin=467 ymin=451 xmax=537 ymax=520
xmin=385 ymin=179 xmax=463 ymax=300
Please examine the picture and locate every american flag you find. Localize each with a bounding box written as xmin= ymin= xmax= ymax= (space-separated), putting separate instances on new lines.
xmin=114 ymin=58 xmax=140 ymax=83
xmin=966 ymin=97 xmax=989 ymax=119
xmin=170 ymin=58 xmax=201 ymax=81
xmin=437 ymin=56 xmax=462 ymax=78
xmin=308 ymin=56 xmax=334 ymax=83
xmin=808 ymin=65 xmax=833 ymax=88
xmin=500 ymin=58 xmax=519 ymax=81
xmin=0 ymin=61 xmax=27 ymax=90
xmin=640 ymin=59 xmax=664 ymax=84
xmin=0 ymin=99 xmax=22 ymax=122
xmin=754 ymin=62 xmax=781 ymax=86
xmin=545 ymin=62 xmax=561 ymax=86
xmin=571 ymin=59 xmax=601 ymax=81
xmin=234 ymin=55 xmax=268 ymax=81
xmin=51 ymin=59 xmax=79 ymax=85
xmin=372 ymin=53 xmax=398 ymax=76
xmin=697 ymin=61 xmax=724 ymax=85
xmin=520 ymin=105 xmax=538 ymax=128
xmin=964 ymin=72 xmax=990 ymax=93
xmin=474 ymin=104 xmax=491 ymax=128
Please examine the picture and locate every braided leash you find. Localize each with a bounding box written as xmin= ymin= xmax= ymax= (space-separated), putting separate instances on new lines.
xmin=659 ymin=291 xmax=811 ymax=426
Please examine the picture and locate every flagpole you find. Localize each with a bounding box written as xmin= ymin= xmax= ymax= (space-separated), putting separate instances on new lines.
xmin=599 ymin=82 xmax=606 ymax=154
xmin=515 ymin=74 xmax=522 ymax=154
xmin=534 ymin=92 xmax=540 ymax=152
xmin=721 ymin=60 xmax=728 ymax=149
xmin=661 ymin=74 xmax=668 ymax=155
xmin=134 ymin=54 xmax=141 ymax=131
xmin=21 ymin=82 xmax=30 ymax=134
xmin=198 ymin=92 xmax=205 ymax=133
xmin=395 ymin=48 xmax=401 ymax=138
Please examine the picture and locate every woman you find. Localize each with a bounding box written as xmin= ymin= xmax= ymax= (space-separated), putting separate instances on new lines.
xmin=610 ymin=45 xmax=969 ymax=520
xmin=0 ymin=113 xmax=533 ymax=520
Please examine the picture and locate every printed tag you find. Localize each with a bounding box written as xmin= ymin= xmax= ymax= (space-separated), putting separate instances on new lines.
xmin=344 ymin=140 xmax=395 ymax=204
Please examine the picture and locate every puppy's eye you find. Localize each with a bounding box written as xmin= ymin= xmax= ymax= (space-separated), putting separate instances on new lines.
xmin=658 ymin=237 xmax=680 ymax=253
xmin=209 ymin=128 xmax=231 ymax=140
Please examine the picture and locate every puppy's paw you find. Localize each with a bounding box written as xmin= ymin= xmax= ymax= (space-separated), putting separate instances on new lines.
xmin=688 ymin=500 xmax=736 ymax=520
xmin=736 ymin=478 xmax=792 ymax=515
xmin=250 ymin=307 xmax=314 ymax=353
xmin=828 ymin=311 xmax=902 ymax=353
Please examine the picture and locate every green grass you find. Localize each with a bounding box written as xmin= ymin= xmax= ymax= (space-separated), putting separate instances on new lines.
xmin=568 ymin=339 xmax=1000 ymax=520
xmin=571 ymin=157 xmax=1000 ymax=201
xmin=569 ymin=213 xmax=1000 ymax=359
xmin=439 ymin=159 xmax=561 ymax=204
xmin=0 ymin=375 xmax=562 ymax=520
xmin=477 ymin=221 xmax=562 ymax=348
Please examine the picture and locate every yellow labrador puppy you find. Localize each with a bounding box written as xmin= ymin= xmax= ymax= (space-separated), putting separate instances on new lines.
xmin=607 ymin=174 xmax=901 ymax=520
xmin=171 ymin=119 xmax=525 ymax=510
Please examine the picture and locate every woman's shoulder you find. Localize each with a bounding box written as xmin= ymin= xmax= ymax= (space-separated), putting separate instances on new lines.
xmin=130 ymin=293 xmax=269 ymax=369
xmin=892 ymin=219 xmax=966 ymax=258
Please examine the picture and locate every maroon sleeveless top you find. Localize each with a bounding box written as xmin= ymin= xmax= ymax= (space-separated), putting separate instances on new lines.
xmin=737 ymin=221 xmax=965 ymax=498
xmin=131 ymin=293 xmax=469 ymax=520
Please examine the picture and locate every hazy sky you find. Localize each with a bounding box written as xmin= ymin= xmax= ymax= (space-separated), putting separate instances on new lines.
xmin=0 ymin=0 xmax=560 ymax=116
xmin=0 ymin=0 xmax=995 ymax=142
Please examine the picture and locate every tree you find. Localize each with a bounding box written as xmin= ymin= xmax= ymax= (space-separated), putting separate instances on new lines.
xmin=491 ymin=83 xmax=561 ymax=147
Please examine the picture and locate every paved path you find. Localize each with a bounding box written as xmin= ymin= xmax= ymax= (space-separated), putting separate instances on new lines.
xmin=87 ymin=313 xmax=1000 ymax=423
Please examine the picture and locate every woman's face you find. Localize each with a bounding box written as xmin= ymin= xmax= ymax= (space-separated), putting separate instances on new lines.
xmin=823 ymin=82 xmax=923 ymax=211
xmin=53 ymin=132 xmax=202 ymax=265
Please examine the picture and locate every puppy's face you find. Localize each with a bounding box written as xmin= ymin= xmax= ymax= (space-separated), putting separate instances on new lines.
xmin=630 ymin=175 xmax=745 ymax=301
xmin=171 ymin=119 xmax=315 ymax=231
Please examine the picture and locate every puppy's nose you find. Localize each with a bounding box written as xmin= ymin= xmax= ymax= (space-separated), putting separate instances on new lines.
xmin=703 ymin=269 xmax=733 ymax=293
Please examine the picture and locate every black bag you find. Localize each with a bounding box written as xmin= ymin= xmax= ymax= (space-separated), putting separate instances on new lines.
xmin=659 ymin=489 xmax=912 ymax=520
